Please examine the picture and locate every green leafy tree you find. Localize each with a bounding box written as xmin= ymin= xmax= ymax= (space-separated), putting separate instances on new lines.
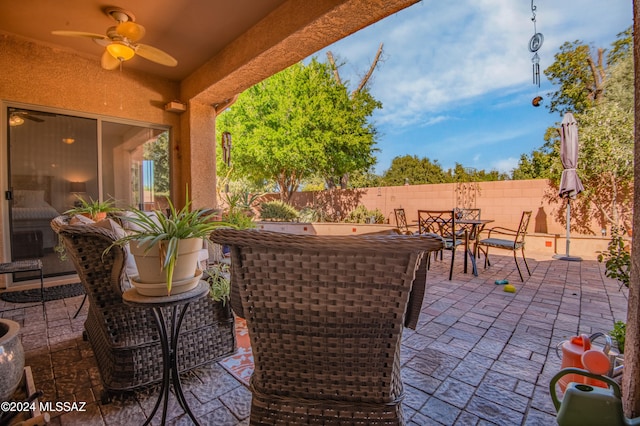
xmin=574 ymin=102 xmax=633 ymax=231
xmin=348 ymin=169 xmax=382 ymax=188
xmin=512 ymin=127 xmax=561 ymax=180
xmin=544 ymin=26 xmax=631 ymax=115
xmin=381 ymin=155 xmax=450 ymax=186
xmin=544 ymin=41 xmax=606 ymax=115
xmin=217 ymin=54 xmax=381 ymax=201
xmin=446 ymin=163 xmax=508 ymax=182
xmin=513 ymin=27 xmax=633 ymax=235
xmin=144 ymin=132 xmax=170 ymax=195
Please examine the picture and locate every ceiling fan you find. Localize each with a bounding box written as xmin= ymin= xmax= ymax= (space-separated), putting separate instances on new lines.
xmin=51 ymin=7 xmax=177 ymax=70
xmin=8 ymin=109 xmax=56 ymax=126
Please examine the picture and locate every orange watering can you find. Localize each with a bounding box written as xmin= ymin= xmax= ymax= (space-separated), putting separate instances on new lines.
xmin=555 ymin=333 xmax=612 ymax=391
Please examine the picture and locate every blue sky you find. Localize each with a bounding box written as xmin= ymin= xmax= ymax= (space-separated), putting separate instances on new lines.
xmin=310 ymin=0 xmax=632 ymax=175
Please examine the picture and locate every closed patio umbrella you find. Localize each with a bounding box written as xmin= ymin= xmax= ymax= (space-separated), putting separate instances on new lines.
xmin=554 ymin=112 xmax=584 ymax=261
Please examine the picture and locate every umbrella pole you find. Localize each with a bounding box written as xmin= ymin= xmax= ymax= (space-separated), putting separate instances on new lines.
xmin=566 ymin=198 xmax=571 ymax=256
xmin=554 ymin=197 xmax=582 ymax=261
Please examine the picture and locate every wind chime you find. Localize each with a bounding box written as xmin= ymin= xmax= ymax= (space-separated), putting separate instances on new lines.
xmin=529 ymin=0 xmax=544 ymax=106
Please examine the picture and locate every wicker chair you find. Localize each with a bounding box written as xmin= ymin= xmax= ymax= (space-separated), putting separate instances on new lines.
xmin=211 ymin=228 xmax=443 ymax=425
xmin=51 ymin=216 xmax=236 ymax=399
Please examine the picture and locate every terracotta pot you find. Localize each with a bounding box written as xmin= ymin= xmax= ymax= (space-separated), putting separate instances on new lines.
xmin=81 ymin=212 xmax=107 ymax=221
xmin=0 ymin=319 xmax=24 ymax=402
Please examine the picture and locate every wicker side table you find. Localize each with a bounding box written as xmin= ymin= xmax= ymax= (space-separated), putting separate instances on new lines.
xmin=0 ymin=259 xmax=45 ymax=318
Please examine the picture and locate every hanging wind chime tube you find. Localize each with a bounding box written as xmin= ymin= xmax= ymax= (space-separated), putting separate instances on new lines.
xmin=528 ymin=0 xmax=544 ymax=88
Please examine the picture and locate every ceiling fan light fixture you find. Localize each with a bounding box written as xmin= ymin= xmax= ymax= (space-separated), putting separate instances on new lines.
xmin=117 ymin=21 xmax=145 ymax=42
xmin=9 ymin=114 xmax=24 ymax=127
xmin=106 ymin=42 xmax=135 ymax=61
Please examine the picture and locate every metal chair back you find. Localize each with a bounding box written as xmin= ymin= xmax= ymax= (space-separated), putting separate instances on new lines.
xmin=394 ymin=208 xmax=408 ymax=231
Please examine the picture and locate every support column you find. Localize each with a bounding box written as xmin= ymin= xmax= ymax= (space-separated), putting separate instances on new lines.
xmin=177 ymin=100 xmax=217 ymax=210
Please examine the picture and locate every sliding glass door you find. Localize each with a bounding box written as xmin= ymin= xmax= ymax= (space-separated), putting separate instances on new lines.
xmin=6 ymin=105 xmax=170 ymax=281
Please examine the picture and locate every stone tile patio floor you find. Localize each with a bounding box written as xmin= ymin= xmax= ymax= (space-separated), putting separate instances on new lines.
xmin=0 ymin=251 xmax=628 ymax=425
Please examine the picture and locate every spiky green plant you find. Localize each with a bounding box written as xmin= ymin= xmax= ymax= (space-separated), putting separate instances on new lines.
xmin=108 ymin=190 xmax=230 ymax=295
xmin=64 ymin=196 xmax=120 ymax=219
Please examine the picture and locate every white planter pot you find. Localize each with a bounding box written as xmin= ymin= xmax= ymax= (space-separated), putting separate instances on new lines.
xmin=130 ymin=237 xmax=202 ymax=287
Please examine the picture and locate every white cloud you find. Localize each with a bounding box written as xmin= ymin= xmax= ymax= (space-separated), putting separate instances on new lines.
xmin=492 ymin=157 xmax=520 ymax=174
xmin=312 ymin=0 xmax=631 ymax=173
xmin=316 ymin=0 xmax=631 ymax=129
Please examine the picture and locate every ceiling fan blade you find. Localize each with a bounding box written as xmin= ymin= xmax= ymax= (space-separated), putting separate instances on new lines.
xmin=22 ymin=115 xmax=44 ymax=123
xmin=135 ymin=44 xmax=178 ymax=67
xmin=51 ymin=30 xmax=110 ymax=42
xmin=116 ymin=22 xmax=146 ymax=42
xmin=101 ymin=50 xmax=121 ymax=70
xmin=14 ymin=112 xmax=44 ymax=123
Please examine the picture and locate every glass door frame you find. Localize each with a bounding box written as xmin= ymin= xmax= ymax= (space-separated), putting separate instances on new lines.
xmin=1 ymin=100 xmax=171 ymax=285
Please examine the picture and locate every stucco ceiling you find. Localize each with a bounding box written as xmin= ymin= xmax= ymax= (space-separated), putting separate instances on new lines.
xmin=0 ymin=0 xmax=288 ymax=82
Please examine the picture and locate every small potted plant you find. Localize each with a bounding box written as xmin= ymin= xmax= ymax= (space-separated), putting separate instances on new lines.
xmin=205 ymin=263 xmax=230 ymax=306
xmin=109 ymin=191 xmax=230 ymax=296
xmin=64 ymin=196 xmax=120 ymax=221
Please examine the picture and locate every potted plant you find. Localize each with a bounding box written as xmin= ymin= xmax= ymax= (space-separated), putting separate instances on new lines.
xmin=110 ymin=191 xmax=230 ymax=296
xmin=64 ymin=196 xmax=120 ymax=221
xmin=205 ymin=263 xmax=230 ymax=306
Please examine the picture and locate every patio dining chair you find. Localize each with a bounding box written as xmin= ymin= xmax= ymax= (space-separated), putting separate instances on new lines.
xmin=211 ymin=228 xmax=443 ymax=425
xmin=394 ymin=207 xmax=417 ymax=234
xmin=455 ymin=207 xmax=481 ymax=221
xmin=475 ymin=210 xmax=533 ymax=281
xmin=417 ymin=209 xmax=463 ymax=280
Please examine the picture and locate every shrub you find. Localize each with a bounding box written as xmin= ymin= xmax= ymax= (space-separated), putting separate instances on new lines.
xmin=298 ymin=206 xmax=321 ymax=223
xmin=222 ymin=209 xmax=255 ymax=229
xmin=597 ymin=227 xmax=631 ymax=288
xmin=344 ymin=205 xmax=385 ymax=224
xmin=611 ymin=320 xmax=626 ymax=354
xmin=260 ymin=200 xmax=299 ymax=221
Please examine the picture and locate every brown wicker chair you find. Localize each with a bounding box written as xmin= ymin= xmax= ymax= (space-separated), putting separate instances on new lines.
xmin=51 ymin=215 xmax=236 ymax=400
xmin=211 ymin=228 xmax=443 ymax=425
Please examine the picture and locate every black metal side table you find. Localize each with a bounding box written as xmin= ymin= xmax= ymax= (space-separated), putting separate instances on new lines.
xmin=0 ymin=259 xmax=45 ymax=318
xmin=122 ymin=281 xmax=209 ymax=426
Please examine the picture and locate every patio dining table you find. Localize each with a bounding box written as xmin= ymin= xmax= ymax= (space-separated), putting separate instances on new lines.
xmin=457 ymin=218 xmax=494 ymax=276
xmin=413 ymin=217 xmax=494 ymax=276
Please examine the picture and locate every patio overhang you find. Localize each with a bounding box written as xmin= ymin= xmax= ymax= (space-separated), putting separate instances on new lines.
xmin=0 ymin=0 xmax=421 ymax=245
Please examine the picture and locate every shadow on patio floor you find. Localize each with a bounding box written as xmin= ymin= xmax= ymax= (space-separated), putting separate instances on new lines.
xmin=0 ymin=252 xmax=627 ymax=425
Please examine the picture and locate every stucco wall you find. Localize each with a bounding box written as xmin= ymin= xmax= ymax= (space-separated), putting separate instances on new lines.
xmin=278 ymin=179 xmax=606 ymax=237
xmin=0 ymin=34 xmax=182 ymax=263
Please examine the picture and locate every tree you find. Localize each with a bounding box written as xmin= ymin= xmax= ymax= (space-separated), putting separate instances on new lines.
xmin=544 ymin=26 xmax=631 ymax=116
xmin=544 ymin=41 xmax=607 ymax=115
xmin=511 ymin=127 xmax=561 ymax=180
xmin=446 ymin=163 xmax=508 ymax=182
xmin=217 ymin=57 xmax=380 ymax=201
xmin=574 ymin=101 xmax=634 ymax=231
xmin=144 ymin=131 xmax=170 ymax=195
xmin=381 ymin=155 xmax=450 ymax=186
xmin=622 ymin=4 xmax=639 ymax=418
